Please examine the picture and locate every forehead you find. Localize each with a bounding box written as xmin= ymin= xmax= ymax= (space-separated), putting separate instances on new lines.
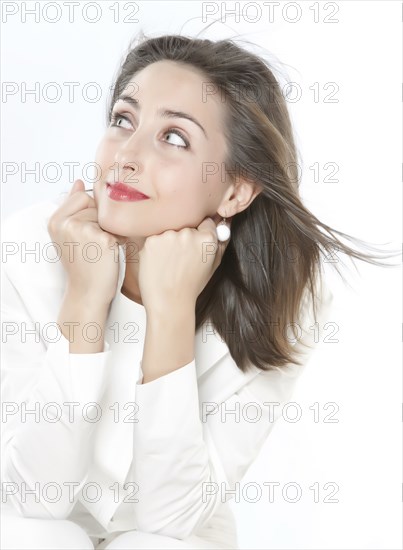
xmin=121 ymin=60 xmax=227 ymax=133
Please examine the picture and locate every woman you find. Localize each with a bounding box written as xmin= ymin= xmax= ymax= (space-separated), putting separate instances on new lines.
xmin=1 ymin=34 xmax=394 ymax=549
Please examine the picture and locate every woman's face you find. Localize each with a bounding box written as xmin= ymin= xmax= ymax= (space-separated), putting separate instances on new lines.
xmin=93 ymin=60 xmax=231 ymax=240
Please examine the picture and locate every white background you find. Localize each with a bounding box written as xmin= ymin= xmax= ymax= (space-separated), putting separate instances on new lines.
xmin=1 ymin=1 xmax=401 ymax=549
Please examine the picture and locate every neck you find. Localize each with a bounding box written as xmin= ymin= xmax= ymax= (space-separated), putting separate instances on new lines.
xmin=120 ymin=242 xmax=143 ymax=305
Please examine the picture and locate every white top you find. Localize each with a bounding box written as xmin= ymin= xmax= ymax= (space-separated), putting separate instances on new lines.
xmin=1 ymin=194 xmax=334 ymax=547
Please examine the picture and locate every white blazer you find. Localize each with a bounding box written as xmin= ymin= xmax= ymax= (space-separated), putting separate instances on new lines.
xmin=1 ymin=195 xmax=334 ymax=547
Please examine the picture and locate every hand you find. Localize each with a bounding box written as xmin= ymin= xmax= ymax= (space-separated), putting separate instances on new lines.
xmin=137 ymin=216 xmax=231 ymax=315
xmin=48 ymin=179 xmax=128 ymax=306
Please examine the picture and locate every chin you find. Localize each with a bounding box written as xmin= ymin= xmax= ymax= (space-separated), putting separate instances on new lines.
xmin=97 ymin=212 xmax=119 ymax=234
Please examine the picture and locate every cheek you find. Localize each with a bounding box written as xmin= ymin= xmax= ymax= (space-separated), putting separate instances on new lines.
xmin=94 ymin=137 xmax=117 ymax=173
xmin=158 ymin=163 xmax=207 ymax=204
xmin=183 ymin=159 xmax=225 ymax=209
xmin=150 ymin=166 xmax=207 ymax=226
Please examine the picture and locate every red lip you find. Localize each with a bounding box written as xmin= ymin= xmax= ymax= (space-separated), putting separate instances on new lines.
xmin=106 ymin=182 xmax=150 ymax=202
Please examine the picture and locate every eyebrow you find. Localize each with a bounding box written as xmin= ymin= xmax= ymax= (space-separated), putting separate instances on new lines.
xmin=115 ymin=94 xmax=208 ymax=138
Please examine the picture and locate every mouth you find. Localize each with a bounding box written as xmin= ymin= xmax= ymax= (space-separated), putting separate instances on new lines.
xmin=106 ymin=182 xmax=150 ymax=202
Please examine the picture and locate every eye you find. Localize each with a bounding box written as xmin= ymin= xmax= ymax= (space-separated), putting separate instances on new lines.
xmin=163 ymin=129 xmax=189 ymax=149
xmin=109 ymin=112 xmax=132 ymax=130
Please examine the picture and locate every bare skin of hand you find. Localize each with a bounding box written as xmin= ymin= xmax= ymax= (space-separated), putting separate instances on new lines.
xmin=137 ymin=217 xmax=231 ymax=383
xmin=48 ymin=179 xmax=128 ymax=307
xmin=138 ymin=216 xmax=231 ymax=316
xmin=48 ymin=179 xmax=131 ymax=352
xmin=48 ymin=179 xmax=230 ymax=356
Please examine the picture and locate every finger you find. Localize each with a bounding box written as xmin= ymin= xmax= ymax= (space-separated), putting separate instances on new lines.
xmin=68 ymin=179 xmax=85 ymax=196
xmin=53 ymin=182 xmax=95 ymax=222
xmin=197 ymin=217 xmax=231 ymax=272
xmin=198 ymin=216 xmax=232 ymax=241
xmin=196 ymin=216 xmax=219 ymax=239
xmin=68 ymin=206 xmax=99 ymax=222
xmin=69 ymin=179 xmax=96 ymax=207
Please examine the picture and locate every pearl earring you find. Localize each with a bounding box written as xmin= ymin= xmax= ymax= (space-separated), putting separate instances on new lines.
xmin=216 ymin=217 xmax=231 ymax=242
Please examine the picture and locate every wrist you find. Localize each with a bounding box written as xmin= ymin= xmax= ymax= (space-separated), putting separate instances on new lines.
xmin=64 ymin=285 xmax=113 ymax=313
xmin=141 ymin=306 xmax=196 ymax=382
xmin=145 ymin=298 xmax=196 ymax=321
xmin=145 ymin=305 xmax=196 ymax=329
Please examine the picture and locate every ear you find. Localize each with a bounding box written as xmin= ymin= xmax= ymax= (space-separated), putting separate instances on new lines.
xmin=217 ymin=178 xmax=263 ymax=218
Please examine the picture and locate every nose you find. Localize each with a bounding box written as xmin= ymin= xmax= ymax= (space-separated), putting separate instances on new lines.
xmin=113 ymin=142 xmax=142 ymax=187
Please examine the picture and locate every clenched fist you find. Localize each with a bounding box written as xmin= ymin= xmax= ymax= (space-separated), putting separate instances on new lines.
xmin=48 ymin=179 xmax=127 ymax=307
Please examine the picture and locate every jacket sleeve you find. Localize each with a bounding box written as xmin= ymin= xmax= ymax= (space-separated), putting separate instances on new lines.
xmin=1 ymin=208 xmax=112 ymax=520
xmin=132 ymin=275 xmax=334 ymax=539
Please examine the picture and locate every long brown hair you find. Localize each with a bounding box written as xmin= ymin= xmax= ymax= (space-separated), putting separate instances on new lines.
xmin=107 ymin=33 xmax=398 ymax=373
